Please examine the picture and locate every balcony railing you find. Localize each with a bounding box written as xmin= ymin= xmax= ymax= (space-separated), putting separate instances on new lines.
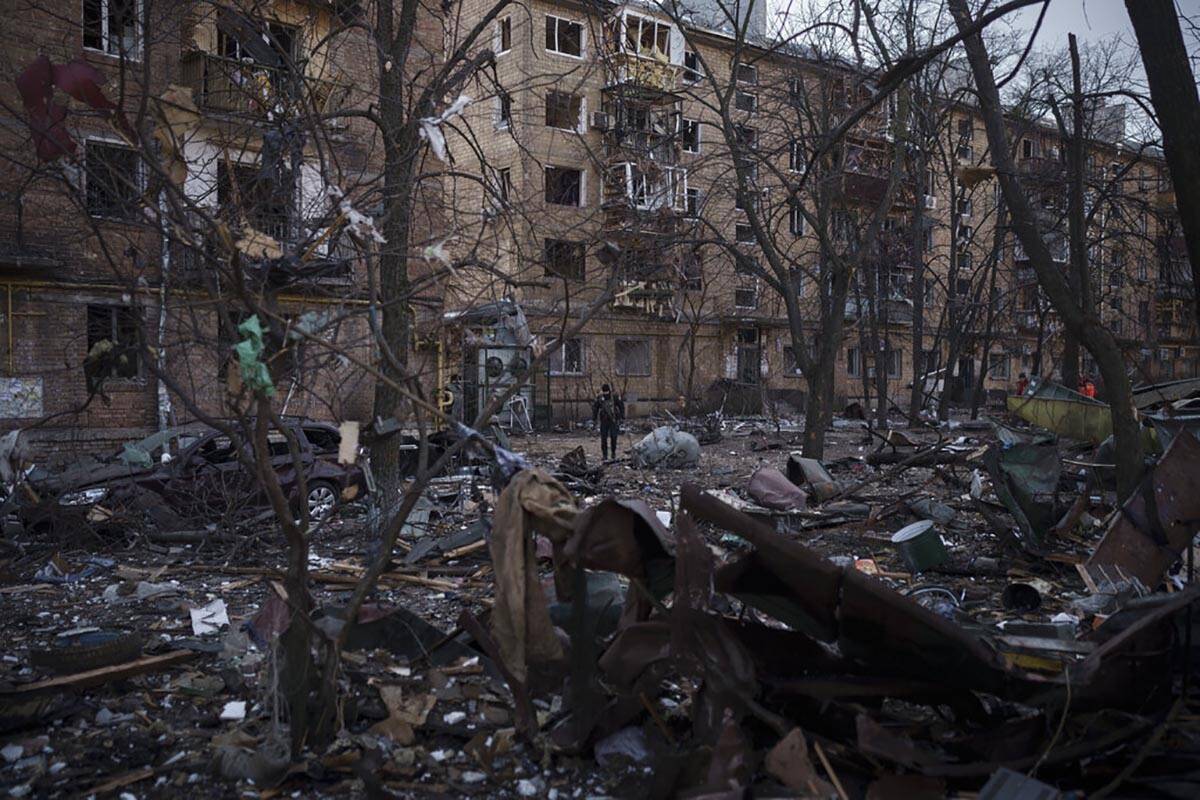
xmin=603 ymin=51 xmax=681 ymax=98
xmin=180 ymin=51 xmax=350 ymax=120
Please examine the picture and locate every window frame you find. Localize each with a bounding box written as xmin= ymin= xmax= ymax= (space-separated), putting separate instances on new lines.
xmin=680 ymin=118 xmax=701 ymax=154
xmin=544 ymin=165 xmax=585 ymax=207
xmin=846 ymin=346 xmax=861 ymax=377
xmin=614 ymin=338 xmax=652 ymax=376
xmin=682 ymin=50 xmax=702 ymax=83
xmin=548 ymin=338 xmax=585 ymax=375
xmin=735 ymin=90 xmax=757 ymax=113
xmin=496 ymin=15 xmax=512 ymax=54
xmin=544 ymin=90 xmax=584 ymax=132
xmin=545 ymin=14 xmax=584 ymax=58
xmin=733 ymin=287 xmax=758 ymax=309
xmin=83 ymin=0 xmax=142 ymax=59
xmin=789 ymin=200 xmax=805 ymax=236
xmin=85 ymin=138 xmax=143 ymax=221
xmin=733 ymin=62 xmax=757 ymax=84
xmin=495 ymin=90 xmax=513 ymax=130
xmin=788 ymin=139 xmax=805 ymax=173
xmin=86 ymin=303 xmax=143 ymax=381
xmin=735 ymin=223 xmax=756 ymax=244
xmin=622 ymin=13 xmax=672 ymax=59
xmin=543 ymin=237 xmax=586 ymax=281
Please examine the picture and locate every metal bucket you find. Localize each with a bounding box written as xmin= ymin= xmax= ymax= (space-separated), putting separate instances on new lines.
xmin=891 ymin=520 xmax=947 ymax=573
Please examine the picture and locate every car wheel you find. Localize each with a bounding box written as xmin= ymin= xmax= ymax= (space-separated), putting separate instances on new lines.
xmin=306 ymin=481 xmax=339 ymax=522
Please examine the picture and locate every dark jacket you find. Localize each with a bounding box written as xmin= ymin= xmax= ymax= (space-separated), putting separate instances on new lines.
xmin=592 ymin=392 xmax=625 ymax=425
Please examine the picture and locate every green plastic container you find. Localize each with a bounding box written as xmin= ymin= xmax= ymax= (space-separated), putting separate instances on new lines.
xmin=891 ymin=520 xmax=947 ymax=573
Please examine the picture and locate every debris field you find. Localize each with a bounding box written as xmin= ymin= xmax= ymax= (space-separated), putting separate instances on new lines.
xmin=2 ymin=407 xmax=1200 ymax=799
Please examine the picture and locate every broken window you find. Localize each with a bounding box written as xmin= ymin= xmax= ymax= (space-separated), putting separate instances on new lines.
xmin=545 ymin=15 xmax=582 ymax=56
xmin=783 ymin=346 xmax=804 ymax=374
xmin=624 ymin=14 xmax=671 ymax=58
xmin=84 ymin=0 xmax=139 ymax=57
xmin=86 ymin=140 xmax=141 ymax=219
xmin=683 ymin=50 xmax=701 ymax=83
xmin=544 ymin=238 xmax=585 ymax=280
xmin=846 ymin=346 xmax=861 ymax=377
xmin=886 ymin=347 xmax=903 ymax=379
xmin=495 ymin=91 xmax=513 ymax=129
xmin=735 ymin=91 xmax=757 ymax=113
xmin=734 ymin=62 xmax=757 ymax=84
xmin=789 ymin=199 xmax=805 ymax=236
xmin=1021 ymin=138 xmax=1036 ymax=159
xmin=988 ymin=351 xmax=1010 ymax=379
xmin=497 ymin=16 xmax=512 ymax=53
xmin=685 ymin=187 xmax=700 ymax=217
xmin=734 ymin=124 xmax=757 ymax=150
xmin=680 ymin=119 xmax=701 ymax=153
xmin=217 ymin=161 xmax=293 ymax=241
xmin=615 ymin=339 xmax=651 ymax=376
xmin=735 ymin=224 xmax=755 ymax=244
xmin=736 ymin=328 xmax=759 ymax=384
xmin=545 ymin=166 xmax=583 ymax=206
xmin=545 ymin=91 xmax=582 ymax=130
xmin=734 ymin=288 xmax=758 ymax=309
xmin=548 ymin=338 xmax=584 ymax=374
xmin=682 ymin=249 xmax=703 ymax=291
xmin=86 ymin=305 xmax=141 ymax=382
xmin=220 ymin=20 xmax=298 ymax=64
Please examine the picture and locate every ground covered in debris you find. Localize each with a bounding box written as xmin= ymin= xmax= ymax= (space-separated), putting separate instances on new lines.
xmin=2 ymin=417 xmax=1199 ymax=798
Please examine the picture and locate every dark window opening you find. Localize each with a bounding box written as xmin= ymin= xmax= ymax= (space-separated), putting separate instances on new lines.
xmin=86 ymin=305 xmax=141 ymax=384
xmin=217 ymin=161 xmax=293 ymax=241
xmin=86 ymin=141 xmax=141 ymax=219
xmin=544 ymin=238 xmax=585 ymax=280
xmin=545 ymin=91 xmax=582 ymax=130
xmin=545 ymin=166 xmax=583 ymax=206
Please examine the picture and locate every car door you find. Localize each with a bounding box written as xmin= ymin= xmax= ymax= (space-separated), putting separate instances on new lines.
xmin=165 ymin=433 xmax=255 ymax=519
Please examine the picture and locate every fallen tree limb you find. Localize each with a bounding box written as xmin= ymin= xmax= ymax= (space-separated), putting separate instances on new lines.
xmin=828 ymin=439 xmax=952 ymax=502
xmin=4 ymin=650 xmax=197 ymax=696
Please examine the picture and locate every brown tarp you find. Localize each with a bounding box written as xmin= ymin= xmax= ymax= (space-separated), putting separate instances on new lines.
xmin=488 ymin=469 xmax=577 ymax=682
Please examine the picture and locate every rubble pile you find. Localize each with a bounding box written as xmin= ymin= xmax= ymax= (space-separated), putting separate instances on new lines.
xmin=1 ymin=403 xmax=1199 ymax=797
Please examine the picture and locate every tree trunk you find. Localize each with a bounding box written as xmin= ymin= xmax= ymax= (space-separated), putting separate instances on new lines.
xmin=370 ymin=5 xmax=421 ymax=505
xmin=1126 ymin=0 xmax=1200 ymax=326
xmin=950 ymin=0 xmax=1144 ymax=499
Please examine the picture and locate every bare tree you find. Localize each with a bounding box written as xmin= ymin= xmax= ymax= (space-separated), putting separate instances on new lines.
xmin=948 ymin=0 xmax=1145 ymax=498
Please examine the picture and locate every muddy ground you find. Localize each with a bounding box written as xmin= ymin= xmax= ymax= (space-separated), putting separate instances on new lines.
xmin=0 ymin=419 xmax=1160 ymax=797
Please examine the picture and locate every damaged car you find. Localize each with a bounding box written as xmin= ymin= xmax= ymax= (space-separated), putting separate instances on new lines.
xmin=2 ymin=419 xmax=371 ymax=535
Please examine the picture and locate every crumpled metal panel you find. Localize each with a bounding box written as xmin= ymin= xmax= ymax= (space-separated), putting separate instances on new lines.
xmin=1085 ymin=432 xmax=1200 ymax=588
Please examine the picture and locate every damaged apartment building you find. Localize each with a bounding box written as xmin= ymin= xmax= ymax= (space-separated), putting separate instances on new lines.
xmin=0 ymin=0 xmax=395 ymax=461
xmin=440 ymin=0 xmax=1197 ymax=425
xmin=0 ymin=0 xmax=1195 ymax=451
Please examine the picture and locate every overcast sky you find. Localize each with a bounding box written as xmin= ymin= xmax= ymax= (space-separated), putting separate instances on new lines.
xmin=1012 ymin=0 xmax=1200 ymax=49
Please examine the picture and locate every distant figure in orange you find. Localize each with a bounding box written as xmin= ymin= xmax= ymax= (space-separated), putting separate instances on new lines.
xmin=1079 ymin=376 xmax=1097 ymax=398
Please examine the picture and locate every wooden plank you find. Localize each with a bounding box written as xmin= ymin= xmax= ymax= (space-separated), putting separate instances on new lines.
xmin=4 ymin=650 xmax=197 ymax=696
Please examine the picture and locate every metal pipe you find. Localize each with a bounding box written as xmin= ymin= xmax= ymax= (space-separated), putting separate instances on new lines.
xmin=6 ymin=284 xmax=12 ymax=376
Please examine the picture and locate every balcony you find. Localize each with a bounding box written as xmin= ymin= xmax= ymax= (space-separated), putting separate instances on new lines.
xmin=602 ymin=163 xmax=686 ymax=239
xmin=180 ymin=51 xmax=350 ymax=120
xmin=603 ymin=51 xmax=681 ymax=102
xmin=1015 ymin=311 xmax=1042 ymax=331
xmin=1017 ymin=156 xmax=1063 ymax=182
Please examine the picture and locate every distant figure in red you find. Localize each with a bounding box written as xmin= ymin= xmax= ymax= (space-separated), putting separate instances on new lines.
xmin=1016 ymin=372 xmax=1029 ymax=396
xmin=1079 ymin=376 xmax=1097 ymax=398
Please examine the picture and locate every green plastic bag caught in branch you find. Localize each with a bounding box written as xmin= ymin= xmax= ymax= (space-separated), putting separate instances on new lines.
xmin=235 ymin=315 xmax=276 ymax=397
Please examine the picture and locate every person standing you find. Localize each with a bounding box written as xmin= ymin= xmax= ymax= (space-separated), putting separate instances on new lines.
xmin=592 ymin=384 xmax=625 ymax=461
